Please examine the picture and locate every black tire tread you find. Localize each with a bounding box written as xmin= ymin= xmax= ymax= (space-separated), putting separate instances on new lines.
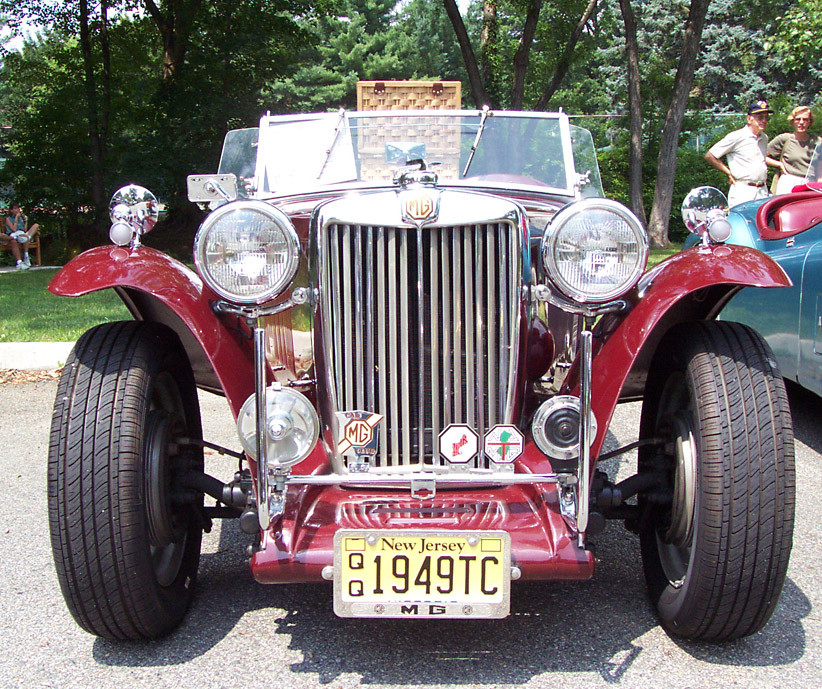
xmin=641 ymin=321 xmax=794 ymax=641
xmin=48 ymin=322 xmax=202 ymax=640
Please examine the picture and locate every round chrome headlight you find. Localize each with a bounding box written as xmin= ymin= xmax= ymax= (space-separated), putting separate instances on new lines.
xmin=541 ymin=198 xmax=648 ymax=303
xmin=194 ymin=200 xmax=299 ymax=304
xmin=237 ymin=387 xmax=319 ymax=468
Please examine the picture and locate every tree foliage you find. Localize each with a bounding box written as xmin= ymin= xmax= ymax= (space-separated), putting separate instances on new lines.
xmin=769 ymin=0 xmax=822 ymax=78
xmin=0 ymin=0 xmax=314 ymax=225
xmin=2 ymin=0 xmax=821 ymax=252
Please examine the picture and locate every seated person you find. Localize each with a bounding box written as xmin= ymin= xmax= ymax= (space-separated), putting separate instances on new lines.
xmin=3 ymin=202 xmax=39 ymax=269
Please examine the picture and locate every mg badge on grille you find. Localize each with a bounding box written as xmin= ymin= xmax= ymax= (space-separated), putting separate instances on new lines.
xmin=401 ymin=190 xmax=439 ymax=223
xmin=336 ymin=411 xmax=383 ymax=458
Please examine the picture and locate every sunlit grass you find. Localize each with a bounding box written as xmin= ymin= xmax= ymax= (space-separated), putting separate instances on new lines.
xmin=647 ymin=242 xmax=683 ymax=269
xmin=0 ymin=269 xmax=130 ymax=342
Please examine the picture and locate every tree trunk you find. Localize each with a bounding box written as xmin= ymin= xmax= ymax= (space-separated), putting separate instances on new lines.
xmin=143 ymin=0 xmax=204 ymax=81
xmin=100 ymin=0 xmax=111 ymax=148
xmin=480 ymin=0 xmax=501 ymax=107
xmin=511 ymin=0 xmax=543 ymax=109
xmin=442 ymin=0 xmax=490 ymax=106
xmin=78 ymin=0 xmax=107 ymax=231
xmin=619 ymin=0 xmax=647 ymax=227
xmin=647 ymin=0 xmax=712 ymax=247
xmin=535 ymin=0 xmax=598 ymax=110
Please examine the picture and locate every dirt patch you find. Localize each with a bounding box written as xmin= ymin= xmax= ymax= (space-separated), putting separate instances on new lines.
xmin=0 ymin=368 xmax=62 ymax=385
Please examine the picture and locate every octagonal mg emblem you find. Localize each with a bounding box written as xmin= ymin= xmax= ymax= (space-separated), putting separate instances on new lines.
xmin=401 ymin=189 xmax=439 ymax=224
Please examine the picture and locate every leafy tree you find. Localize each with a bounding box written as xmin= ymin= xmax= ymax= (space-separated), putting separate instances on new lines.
xmin=265 ymin=0 xmax=402 ymax=112
xmin=444 ymin=0 xmax=599 ymax=109
xmin=768 ymin=0 xmax=822 ymax=100
xmin=388 ymin=0 xmax=470 ymax=84
xmin=1 ymin=34 xmax=97 ymax=211
xmin=0 ymin=0 xmax=314 ymax=227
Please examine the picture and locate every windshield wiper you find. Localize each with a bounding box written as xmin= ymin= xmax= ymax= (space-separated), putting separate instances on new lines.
xmin=461 ymin=106 xmax=490 ymax=178
xmin=317 ymin=108 xmax=347 ymax=181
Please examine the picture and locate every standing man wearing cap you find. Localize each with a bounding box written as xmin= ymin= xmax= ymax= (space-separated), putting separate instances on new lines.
xmin=705 ymin=100 xmax=773 ymax=206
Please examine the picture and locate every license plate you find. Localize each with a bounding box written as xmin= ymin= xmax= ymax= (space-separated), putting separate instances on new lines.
xmin=333 ymin=530 xmax=511 ymax=618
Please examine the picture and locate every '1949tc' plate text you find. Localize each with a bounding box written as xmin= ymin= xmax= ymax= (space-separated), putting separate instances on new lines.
xmin=333 ymin=530 xmax=511 ymax=618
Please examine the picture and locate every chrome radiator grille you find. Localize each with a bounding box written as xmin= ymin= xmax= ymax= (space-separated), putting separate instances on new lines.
xmin=319 ymin=221 xmax=522 ymax=469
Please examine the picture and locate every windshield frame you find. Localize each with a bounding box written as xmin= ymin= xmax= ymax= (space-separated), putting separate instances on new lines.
xmin=218 ymin=109 xmax=603 ymax=200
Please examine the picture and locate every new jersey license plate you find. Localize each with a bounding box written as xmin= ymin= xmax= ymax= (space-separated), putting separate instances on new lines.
xmin=333 ymin=530 xmax=511 ymax=618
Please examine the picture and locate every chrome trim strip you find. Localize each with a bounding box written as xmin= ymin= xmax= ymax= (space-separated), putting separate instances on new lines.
xmin=337 ymin=225 xmax=354 ymax=409
xmin=388 ymin=230 xmax=400 ymax=463
xmin=286 ymin=472 xmax=561 ymax=487
xmin=502 ymin=225 xmax=518 ymax=422
xmin=453 ymin=227 xmax=463 ymax=421
xmin=417 ymin=227 xmax=426 ymax=462
xmin=354 ymin=225 xmax=366 ymax=409
xmin=365 ymin=225 xmax=375 ymax=409
xmin=400 ymin=230 xmax=411 ymax=462
xmin=430 ymin=228 xmax=441 ymax=463
xmin=330 ymin=228 xmax=343 ymax=403
xmin=465 ymin=225 xmax=475 ymax=428
xmin=441 ymin=230 xmax=452 ymax=428
xmin=255 ymin=325 xmax=269 ymax=530
xmin=377 ymin=227 xmax=389 ymax=465
xmin=577 ymin=330 xmax=593 ymax=544
xmin=475 ymin=224 xmax=485 ymax=439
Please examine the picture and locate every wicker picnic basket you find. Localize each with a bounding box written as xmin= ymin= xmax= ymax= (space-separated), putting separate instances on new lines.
xmin=355 ymin=81 xmax=463 ymax=179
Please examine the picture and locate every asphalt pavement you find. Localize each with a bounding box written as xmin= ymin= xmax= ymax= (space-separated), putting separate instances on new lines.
xmin=1 ymin=377 xmax=821 ymax=688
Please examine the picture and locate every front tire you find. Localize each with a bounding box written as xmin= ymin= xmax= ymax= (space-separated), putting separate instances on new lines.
xmin=48 ymin=322 xmax=204 ymax=640
xmin=639 ymin=321 xmax=795 ymax=641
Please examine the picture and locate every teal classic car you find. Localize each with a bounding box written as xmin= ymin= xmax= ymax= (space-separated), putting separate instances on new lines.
xmin=682 ymin=145 xmax=822 ymax=396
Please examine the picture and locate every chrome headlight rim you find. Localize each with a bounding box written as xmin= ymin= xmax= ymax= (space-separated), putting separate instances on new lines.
xmin=541 ymin=198 xmax=648 ymax=304
xmin=194 ymin=200 xmax=300 ymax=305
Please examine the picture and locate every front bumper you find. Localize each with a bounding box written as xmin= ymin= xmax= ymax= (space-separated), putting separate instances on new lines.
xmin=249 ymin=482 xmax=594 ymax=584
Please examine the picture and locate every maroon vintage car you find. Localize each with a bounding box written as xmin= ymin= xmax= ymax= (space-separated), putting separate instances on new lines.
xmin=48 ymin=108 xmax=794 ymax=642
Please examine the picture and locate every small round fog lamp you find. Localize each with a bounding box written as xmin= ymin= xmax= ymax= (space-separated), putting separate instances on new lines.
xmin=110 ymin=221 xmax=134 ymax=247
xmin=237 ymin=386 xmax=319 ymax=468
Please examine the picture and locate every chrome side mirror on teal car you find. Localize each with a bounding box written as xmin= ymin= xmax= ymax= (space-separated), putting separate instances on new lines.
xmin=681 ymin=186 xmax=732 ymax=247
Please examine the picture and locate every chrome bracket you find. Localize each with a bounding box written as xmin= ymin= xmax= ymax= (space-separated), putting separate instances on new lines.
xmin=532 ymin=284 xmax=628 ymax=318
xmin=410 ymin=477 xmax=437 ymax=500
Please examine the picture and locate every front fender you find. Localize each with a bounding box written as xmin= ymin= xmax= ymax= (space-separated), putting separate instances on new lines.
xmin=585 ymin=244 xmax=791 ymax=458
xmin=49 ymin=246 xmax=254 ymax=416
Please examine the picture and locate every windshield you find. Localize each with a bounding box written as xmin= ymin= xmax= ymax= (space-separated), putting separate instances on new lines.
xmin=219 ymin=127 xmax=259 ymax=198
xmin=805 ymin=141 xmax=822 ymax=189
xmin=218 ymin=111 xmax=603 ymax=198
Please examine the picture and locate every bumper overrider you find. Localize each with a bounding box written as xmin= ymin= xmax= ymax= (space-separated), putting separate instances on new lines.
xmin=193 ymin=179 xmax=648 ymax=617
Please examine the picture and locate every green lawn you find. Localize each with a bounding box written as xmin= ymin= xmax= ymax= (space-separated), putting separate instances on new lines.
xmin=0 ymin=269 xmax=130 ymax=342
xmin=648 ymin=242 xmax=683 ymax=269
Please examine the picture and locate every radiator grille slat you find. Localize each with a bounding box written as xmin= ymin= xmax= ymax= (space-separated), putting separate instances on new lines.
xmin=321 ymin=221 xmax=519 ymax=469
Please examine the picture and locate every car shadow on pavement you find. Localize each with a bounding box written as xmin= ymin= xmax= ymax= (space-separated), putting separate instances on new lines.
xmin=91 ymin=512 xmax=810 ymax=682
xmin=785 ymin=381 xmax=822 ymax=453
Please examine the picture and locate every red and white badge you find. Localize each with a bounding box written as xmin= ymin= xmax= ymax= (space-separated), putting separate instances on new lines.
xmin=438 ymin=424 xmax=479 ymax=463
